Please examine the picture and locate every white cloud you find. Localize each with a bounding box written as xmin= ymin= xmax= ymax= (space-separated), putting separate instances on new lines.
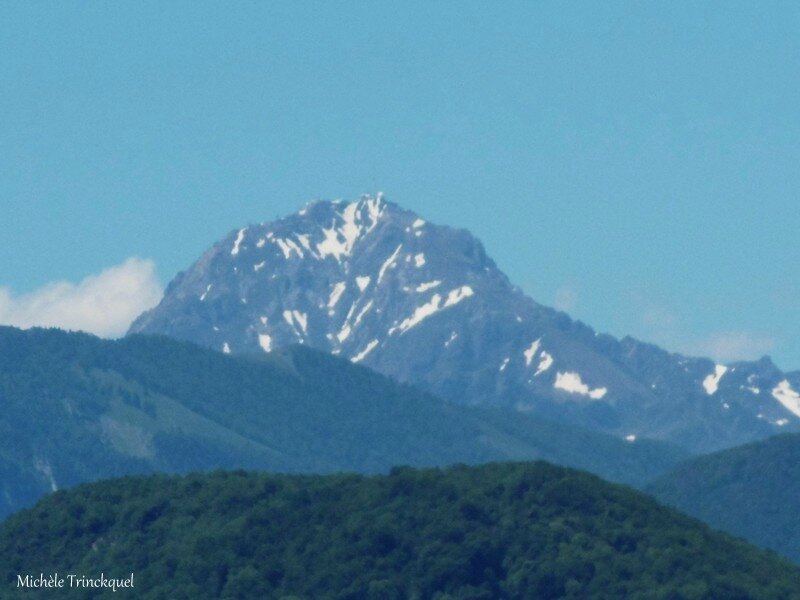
xmin=0 ymin=258 xmax=163 ymax=338
xmin=639 ymin=318 xmax=776 ymax=362
xmin=631 ymin=294 xmax=777 ymax=363
xmin=685 ymin=331 xmax=776 ymax=363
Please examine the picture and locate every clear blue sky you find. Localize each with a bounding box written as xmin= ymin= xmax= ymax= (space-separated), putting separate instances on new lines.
xmin=1 ymin=2 xmax=799 ymax=368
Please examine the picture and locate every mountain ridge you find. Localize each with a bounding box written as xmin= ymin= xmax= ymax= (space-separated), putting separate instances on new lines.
xmin=0 ymin=325 xmax=683 ymax=518
xmin=129 ymin=194 xmax=800 ymax=453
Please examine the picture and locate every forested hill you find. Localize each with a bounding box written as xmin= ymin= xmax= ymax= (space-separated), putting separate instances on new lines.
xmin=2 ymin=462 xmax=799 ymax=599
xmin=649 ymin=433 xmax=800 ymax=563
xmin=0 ymin=326 xmax=683 ymax=518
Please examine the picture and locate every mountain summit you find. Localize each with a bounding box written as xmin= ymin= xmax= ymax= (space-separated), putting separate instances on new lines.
xmin=130 ymin=194 xmax=800 ymax=452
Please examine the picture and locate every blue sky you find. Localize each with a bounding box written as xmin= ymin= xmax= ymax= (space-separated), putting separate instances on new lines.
xmin=1 ymin=2 xmax=799 ymax=368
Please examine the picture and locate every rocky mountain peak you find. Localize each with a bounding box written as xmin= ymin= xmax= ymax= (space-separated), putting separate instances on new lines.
xmin=129 ymin=195 xmax=800 ymax=453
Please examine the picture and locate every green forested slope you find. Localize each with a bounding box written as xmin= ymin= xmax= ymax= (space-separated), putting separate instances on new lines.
xmin=0 ymin=326 xmax=684 ymax=517
xmin=649 ymin=433 xmax=800 ymax=563
xmin=1 ymin=462 xmax=798 ymax=599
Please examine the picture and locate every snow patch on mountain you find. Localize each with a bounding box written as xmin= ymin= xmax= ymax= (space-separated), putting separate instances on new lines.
xmin=258 ymin=334 xmax=272 ymax=352
xmin=231 ymin=228 xmax=247 ymax=256
xmin=339 ymin=202 xmax=363 ymax=253
xmin=315 ymin=197 xmax=386 ymax=262
xmin=554 ymin=372 xmax=608 ymax=400
xmin=353 ymin=300 xmax=373 ymax=327
xmin=535 ymin=352 xmax=554 ymax=376
xmin=337 ymin=324 xmax=352 ymax=343
xmin=296 ymin=233 xmax=314 ymax=254
xmin=389 ymin=287 xmax=474 ymax=336
xmin=317 ymin=226 xmax=348 ymax=262
xmin=283 ymin=310 xmax=308 ymax=337
xmin=378 ymin=245 xmax=403 ymax=284
xmin=351 ymin=339 xmax=379 ymax=363
xmin=390 ymin=295 xmax=443 ymax=335
xmin=524 ymin=340 xmax=541 ymax=366
xmin=415 ymin=281 xmax=441 ymax=293
xmin=772 ymin=380 xmax=800 ymax=418
xmin=275 ymin=237 xmax=303 ymax=259
xmin=703 ymin=365 xmax=728 ymax=395
xmin=328 ymin=282 xmax=346 ymax=309
xmin=344 ymin=301 xmax=358 ymax=323
xmin=444 ymin=286 xmax=474 ymax=307
xmin=744 ymin=374 xmax=761 ymax=394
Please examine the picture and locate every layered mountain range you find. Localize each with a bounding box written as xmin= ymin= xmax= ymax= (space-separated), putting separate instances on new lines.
xmin=3 ymin=196 xmax=799 ymax=584
xmin=0 ymin=326 xmax=681 ymax=518
xmin=131 ymin=194 xmax=800 ymax=453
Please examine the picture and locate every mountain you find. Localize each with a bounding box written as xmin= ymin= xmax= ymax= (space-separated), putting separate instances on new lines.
xmin=130 ymin=194 xmax=800 ymax=453
xmin=648 ymin=433 xmax=800 ymax=564
xmin=4 ymin=462 xmax=800 ymax=599
xmin=0 ymin=326 xmax=683 ymax=518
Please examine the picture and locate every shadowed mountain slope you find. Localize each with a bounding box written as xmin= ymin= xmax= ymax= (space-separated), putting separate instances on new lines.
xmin=0 ymin=326 xmax=682 ymax=518
xmin=649 ymin=433 xmax=800 ymax=563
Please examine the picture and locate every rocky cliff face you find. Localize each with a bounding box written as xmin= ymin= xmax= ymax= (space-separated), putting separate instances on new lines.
xmin=130 ymin=194 xmax=800 ymax=452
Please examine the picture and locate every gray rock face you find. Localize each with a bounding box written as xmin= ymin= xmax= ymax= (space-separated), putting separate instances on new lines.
xmin=130 ymin=194 xmax=800 ymax=452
